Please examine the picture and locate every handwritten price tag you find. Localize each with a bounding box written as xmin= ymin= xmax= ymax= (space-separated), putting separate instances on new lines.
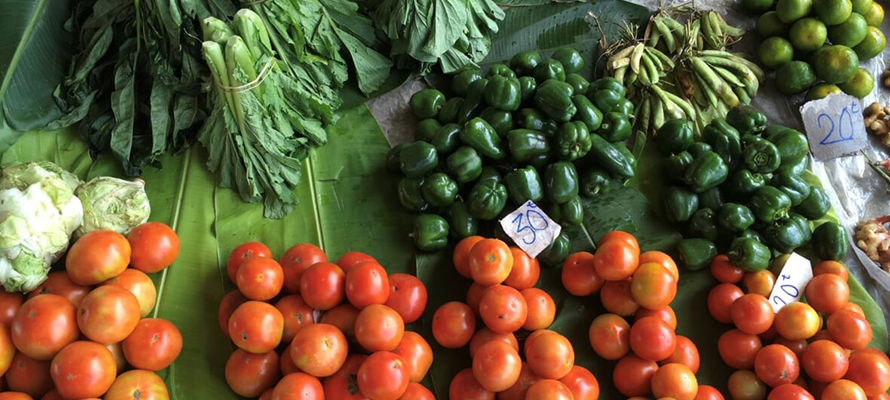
xmin=499 ymin=201 xmax=561 ymax=258
xmin=800 ymin=94 xmax=867 ymax=161
xmin=768 ymin=253 xmax=814 ymax=313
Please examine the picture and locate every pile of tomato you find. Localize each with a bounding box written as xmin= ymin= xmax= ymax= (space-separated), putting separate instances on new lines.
xmin=218 ymin=242 xmax=433 ymax=400
xmin=0 ymin=222 xmax=182 ymax=400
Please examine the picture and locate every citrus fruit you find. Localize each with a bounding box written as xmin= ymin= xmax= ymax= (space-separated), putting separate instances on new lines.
xmin=757 ymin=12 xmax=791 ymax=37
xmin=827 ymin=13 xmax=868 ymax=46
xmin=813 ymin=45 xmax=859 ymax=83
xmin=839 ymin=67 xmax=875 ymax=98
xmin=814 ymin=0 xmax=853 ymax=25
xmin=745 ymin=0 xmax=777 ymax=13
xmin=790 ymin=18 xmax=828 ymax=51
xmin=851 ymin=0 xmax=872 ymax=14
xmin=805 ymin=83 xmax=843 ymax=100
xmin=863 ymin=2 xmax=884 ymax=26
xmin=777 ymin=0 xmax=814 ymax=22
xmin=759 ymin=37 xmax=795 ymax=69
xmin=776 ymin=61 xmax=817 ymax=94
xmin=853 ymin=26 xmax=886 ymax=59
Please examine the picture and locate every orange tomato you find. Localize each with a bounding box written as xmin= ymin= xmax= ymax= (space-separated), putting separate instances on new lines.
xmin=827 ymin=310 xmax=872 ymax=350
xmin=651 ymin=363 xmax=698 ymax=400
xmin=743 ymin=270 xmax=776 ymax=297
xmin=821 ymin=380 xmax=867 ymax=400
xmin=354 ymin=304 xmax=404 ymax=352
xmin=695 ymin=385 xmax=725 ymax=400
xmin=453 ymin=236 xmax=485 ymax=279
xmin=468 ymin=239 xmax=514 ymax=286
xmin=525 ymin=330 xmax=574 ymax=380
xmin=28 ymin=271 xmax=89 ymax=308
xmin=805 ymin=274 xmax=850 ymax=315
xmin=845 ymin=349 xmax=890 ymax=396
xmin=708 ymin=283 xmax=744 ymax=324
xmin=469 ymin=327 xmax=518 ymax=359
xmin=588 ymin=313 xmax=630 ymax=360
xmin=299 ymin=262 xmax=346 ymax=311
xmin=276 ymin=295 xmax=318 ymax=343
xmin=0 ymin=290 xmax=23 ymax=326
xmin=601 ymin=279 xmax=640 ymax=316
xmin=399 ymin=382 xmax=435 ymax=400
xmin=121 ymin=318 xmax=182 ymax=371
xmin=66 ymin=230 xmax=131 ymax=286
xmin=775 ymin=302 xmax=820 ymax=340
xmin=345 ymin=262 xmax=391 ymax=309
xmin=279 ymin=243 xmax=327 ymax=294
xmin=11 ymin=294 xmax=78 ymax=361
xmin=593 ymin=239 xmax=640 ymax=281
xmin=321 ymin=303 xmax=358 ymax=343
xmin=225 ymin=349 xmax=280 ymax=397
xmin=449 ymin=368 xmax=494 ymax=400
xmin=218 ymin=290 xmax=248 ymax=336
xmin=731 ymin=294 xmax=775 ymax=335
xmin=635 ymin=306 xmax=678 ymax=331
xmin=357 ymin=352 xmax=409 ymax=400
xmin=520 ymin=288 xmax=555 ymax=331
xmin=718 ymin=329 xmax=763 ymax=370
xmin=498 ymin=362 xmax=540 ymax=400
xmin=127 ymin=222 xmax=179 ymax=274
xmin=383 ymin=273 xmax=427 ymax=324
xmin=288 ymin=323 xmax=347 ymax=378
xmin=431 ymin=302 xmax=475 ymax=349
xmin=630 ymin=316 xmax=676 ymax=362
xmin=767 ymin=384 xmax=814 ymax=400
xmin=504 ymin=247 xmax=539 ymax=290
xmin=478 ymin=285 xmax=527 ymax=334
xmin=813 ymin=261 xmax=848 ymax=281
xmin=466 ymin=282 xmax=489 ymax=315
xmin=772 ymin=337 xmax=808 ymax=360
xmin=76 ymin=286 xmax=141 ymax=344
xmin=639 ymin=250 xmax=680 ymax=281
xmin=661 ymin=335 xmax=700 ymax=374
xmin=631 ymin=263 xmax=678 ymax=310
xmin=754 ymin=344 xmax=800 ymax=387
xmin=50 ymin=341 xmax=117 ymax=399
xmin=525 ymin=379 xmax=574 ymax=400
xmin=5 ymin=352 xmax=53 ymax=397
xmin=228 ymin=301 xmax=284 ymax=354
xmin=613 ymin=354 xmax=658 ymax=397
xmin=711 ymin=255 xmax=745 ymax=284
xmin=236 ymin=257 xmax=285 ymax=301
xmin=271 ymin=372 xmax=323 ymax=400
xmin=472 ymin=341 xmax=522 ymax=392
xmin=226 ymin=242 xmax=272 ymax=283
xmin=393 ymin=331 xmax=433 ymax=383
xmin=598 ymin=230 xmax=640 ymax=252
xmin=561 ymin=252 xmax=603 ymax=296
xmin=839 ymin=302 xmax=865 ymax=316
xmin=335 ymin=252 xmax=377 ymax=274
xmin=802 ymin=340 xmax=849 ymax=383
xmin=99 ymin=269 xmax=156 ymax=317
xmin=559 ymin=365 xmax=599 ymax=400
xmin=727 ymin=370 xmax=767 ymax=400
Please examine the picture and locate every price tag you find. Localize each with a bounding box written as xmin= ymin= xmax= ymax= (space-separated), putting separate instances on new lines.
xmin=767 ymin=253 xmax=813 ymax=313
xmin=800 ymin=94 xmax=868 ymax=161
xmin=499 ymin=201 xmax=561 ymax=258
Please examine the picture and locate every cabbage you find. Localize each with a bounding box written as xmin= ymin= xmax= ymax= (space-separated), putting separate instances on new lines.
xmin=75 ymin=177 xmax=151 ymax=237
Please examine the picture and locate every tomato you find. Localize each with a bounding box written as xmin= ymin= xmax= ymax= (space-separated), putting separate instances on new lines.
xmin=449 ymin=368 xmax=494 ymax=400
xmin=728 ymin=370 xmax=768 ymax=400
xmin=0 ymin=290 xmax=23 ymax=326
xmin=431 ymin=302 xmax=475 ymax=349
xmin=718 ymin=329 xmax=763 ymax=369
xmin=525 ymin=330 xmax=574 ymax=380
xmin=226 ymin=242 xmax=272 ymax=283
xmin=358 ymin=351 xmax=410 ymax=400
xmin=631 ymin=263 xmax=677 ymax=310
xmin=320 ymin=304 xmax=358 ymax=343
xmin=695 ymin=385 xmax=725 ymax=400
xmin=613 ymin=354 xmax=658 ymax=397
xmin=384 ymin=273 xmax=427 ymax=324
xmin=708 ymin=283 xmax=744 ymax=324
xmin=806 ymin=274 xmax=850 ymax=315
xmin=504 ymin=247 xmax=539 ymax=290
xmin=639 ymin=250 xmax=680 ymax=281
xmin=744 ymin=270 xmax=776 ymax=297
xmin=453 ymin=236 xmax=485 ymax=280
xmin=354 ymin=304 xmax=405 ymax=352
xmin=561 ymin=251 xmax=603 ymax=296
xmin=731 ymin=294 xmax=775 ymax=335
xmin=0 ymin=393 xmax=33 ymax=400
xmin=588 ymin=313 xmax=630 ymax=360
xmin=77 ymin=285 xmax=141 ymax=344
xmin=813 ymin=261 xmax=848 ymax=281
xmin=66 ymin=230 xmax=131 ymax=285
xmin=127 ymin=222 xmax=179 ymax=273
xmin=225 ymin=349 xmax=280 ymax=397
xmin=236 ymin=257 xmax=284 ymax=301
xmin=472 ymin=340 xmax=521 ymax=392
xmin=651 ymin=363 xmax=698 ymax=400
xmin=711 ymin=255 xmax=745 ymax=283
xmin=630 ymin=316 xmax=677 ymax=362
xmin=636 ymin=306 xmax=678 ymax=330
xmin=346 ymin=262 xmax=390 ymax=309
xmin=827 ymin=310 xmax=872 ymax=350
xmin=845 ymin=350 xmax=890 ymax=396
xmin=768 ymin=384 xmax=815 ymax=400
xmin=105 ymin=341 xmax=127 ymax=372
xmin=11 ymin=294 xmax=77 ymax=360
xmin=104 ymin=369 xmax=170 ymax=400
xmin=601 ymin=279 xmax=640 ymax=316
xmin=218 ymin=290 xmax=248 ymax=336
xmin=498 ymin=362 xmax=539 ymax=400
xmin=100 ymin=269 xmax=157 ymax=317
xmin=478 ymin=285 xmax=526 ymax=334
xmin=300 ymin=262 xmax=346 ymax=311
xmin=469 ymin=327 xmax=518 ymax=358
xmin=466 ymin=282 xmax=488 ymax=315
xmin=599 ymin=231 xmax=640 ymax=252
xmin=559 ymin=365 xmax=599 ymax=400
xmin=27 ymin=271 xmax=89 ymax=308
xmin=662 ymin=335 xmax=700 ymax=373
xmin=289 ymin=323 xmax=347 ymax=377
xmin=525 ymin=379 xmax=574 ymax=400
xmin=336 ymin=252 xmax=377 ymax=274
xmin=520 ymin=288 xmax=555 ymax=331
xmin=803 ymin=340 xmax=851 ymax=383
xmin=50 ymin=341 xmax=116 ymax=399
xmin=822 ymin=380 xmax=867 ymax=400
xmin=122 ymin=318 xmax=182 ymax=371
xmin=279 ymin=347 xmax=300 ymax=375
xmin=393 ymin=331 xmax=433 ymax=383
xmin=840 ymin=302 xmax=865 ymax=316
xmin=754 ymin=344 xmax=800 ymax=387
xmin=272 ymin=372 xmax=324 ymax=400
xmin=5 ymin=352 xmax=52 ymax=397
xmin=399 ymin=382 xmax=435 ymax=400
xmin=276 ymin=294 xmax=318 ymax=343
xmin=468 ymin=239 xmax=513 ymax=286
xmin=593 ymin=239 xmax=640 ymax=281
xmin=228 ymin=301 xmax=284 ymax=354
xmin=774 ymin=302 xmax=820 ymax=341
xmin=0 ymin=323 xmax=13 ymax=376
xmin=322 ymin=354 xmax=368 ymax=400
xmin=280 ymin=243 xmax=327 ymax=294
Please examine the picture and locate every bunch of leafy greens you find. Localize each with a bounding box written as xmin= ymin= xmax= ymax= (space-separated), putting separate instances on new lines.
xmin=372 ymin=0 xmax=505 ymax=73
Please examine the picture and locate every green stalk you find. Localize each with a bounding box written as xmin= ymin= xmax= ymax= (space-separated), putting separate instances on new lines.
xmin=202 ymin=41 xmax=236 ymax=117
xmin=225 ymin=36 xmax=257 ymax=131
xmin=234 ymin=9 xmax=273 ymax=60
xmin=202 ymin=17 xmax=235 ymax=44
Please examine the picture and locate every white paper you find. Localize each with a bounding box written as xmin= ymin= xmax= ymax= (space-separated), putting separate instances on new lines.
xmin=498 ymin=201 xmax=561 ymax=258
xmin=799 ymin=94 xmax=868 ymax=161
xmin=768 ymin=253 xmax=814 ymax=313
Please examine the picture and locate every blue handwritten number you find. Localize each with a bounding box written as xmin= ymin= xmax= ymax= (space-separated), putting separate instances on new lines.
xmin=819 ymin=100 xmax=860 ymax=145
xmin=512 ymin=214 xmax=536 ymax=245
xmin=512 ymin=204 xmax=550 ymax=246
xmin=772 ymin=296 xmax=787 ymax=306
xmin=781 ymin=284 xmax=799 ymax=297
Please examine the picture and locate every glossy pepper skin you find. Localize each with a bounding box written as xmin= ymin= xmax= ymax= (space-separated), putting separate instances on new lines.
xmin=742 ymin=135 xmax=782 ymax=173
xmin=446 ymin=146 xmax=483 ymax=183
xmin=565 ymin=74 xmax=590 ymax=95
xmin=400 ymin=141 xmax=438 ymax=178
xmin=687 ymin=208 xmax=719 ymax=241
xmin=478 ymin=166 xmax=502 ymax=184
xmin=727 ymin=237 xmax=771 ymax=271
xmin=452 ymin=69 xmax=483 ymax=96
xmin=703 ymin=119 xmax=742 ymax=170
xmin=386 ymin=142 xmax=409 ymax=173
xmin=539 ymin=232 xmax=570 ymax=267
xmin=457 ymin=78 xmax=488 ymax=124
xmin=487 ymin=64 xmax=517 ymax=79
xmin=535 ymin=80 xmax=577 ymax=122
xmin=560 ymin=196 xmax=584 ymax=225
xmin=684 ymin=151 xmax=729 ymax=193
xmin=589 ymin=77 xmax=626 ymax=98
xmin=432 ymin=124 xmax=462 ymax=155
xmin=664 ymin=186 xmax=700 ymax=223
xmin=771 ymin=172 xmax=811 ymax=206
xmin=572 ymin=95 xmax=603 ymax=131
xmin=598 ymin=112 xmax=632 ymax=142
xmin=410 ymin=89 xmax=446 ymax=119
xmin=812 ymin=222 xmax=848 ymax=261
xmin=613 ymin=98 xmax=635 ymax=117
xmin=534 ymin=59 xmax=566 ymax=82
xmin=656 ymin=119 xmax=694 ymax=155
xmin=580 ymin=167 xmax=611 ymax=198
xmin=467 ymin=179 xmax=508 ymax=220
xmin=412 ymin=214 xmax=450 ymax=252
xmin=727 ymin=169 xmax=766 ymax=201
xmin=480 ymin=108 xmax=514 ymax=138
xmin=461 ymin=118 xmax=507 ymax=159
xmin=718 ymin=203 xmax=756 ymax=233
xmin=504 ymin=166 xmax=544 ymax=204
xmin=677 ymin=238 xmax=717 ymax=270
xmin=415 ymin=119 xmax=442 ymax=142
xmin=776 ymin=153 xmax=808 ymax=176
xmin=398 ymin=177 xmax=429 ymax=212
xmin=519 ymin=77 xmax=537 ymax=103
xmin=615 ymin=144 xmax=637 ymax=169
xmin=793 ymin=185 xmax=830 ymax=219
xmin=726 ymin=105 xmax=768 ymax=136
xmin=448 ymin=201 xmax=478 ymax=239
xmin=551 ymin=48 xmax=584 ymax=74
xmin=688 ymin=142 xmax=714 ymax=159
xmin=738 ymin=229 xmax=763 ymax=242
xmin=764 ymin=214 xmax=812 ymax=254
xmin=748 ymin=186 xmax=792 ymax=222
xmin=545 ymin=162 xmax=580 ymax=204
xmin=421 ymin=172 xmax=459 ymax=207
xmin=586 ymin=134 xmax=635 ymax=178
xmin=507 ymin=129 xmax=551 ymax=165
xmin=483 ymin=75 xmax=522 ymax=111
xmin=699 ymin=187 xmax=724 ymax=211
xmin=510 ymin=51 xmax=542 ymax=76
xmin=517 ymin=109 xmax=557 ymax=135
xmin=591 ymin=89 xmax=622 ymax=114
xmin=555 ymin=121 xmax=592 ymax=161
xmin=666 ymin=151 xmax=694 ymax=183
xmin=438 ymin=98 xmax=464 ymax=124
xmin=764 ymin=127 xmax=809 ymax=165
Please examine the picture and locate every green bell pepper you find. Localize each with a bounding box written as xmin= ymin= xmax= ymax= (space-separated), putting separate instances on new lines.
xmin=687 ymin=208 xmax=719 ymax=242
xmin=516 ymin=109 xmax=557 ymax=135
xmin=703 ymin=119 xmax=742 ymax=170
xmin=764 ymin=127 xmax=809 ymax=165
xmin=560 ymin=196 xmax=584 ymax=225
xmin=728 ymin=237 xmax=771 ymax=271
xmin=480 ymin=108 xmax=514 ymax=138
xmin=775 ymin=154 xmax=809 ymax=176
xmin=764 ymin=214 xmax=812 ymax=254
xmin=534 ymin=59 xmax=566 ymax=82
xmin=544 ymin=162 xmax=580 ymax=204
xmin=415 ymin=119 xmax=442 ymax=142
xmin=677 ymin=238 xmax=718 ymax=271
xmin=726 ymin=105 xmax=768 ymax=136
xmin=543 ymin=201 xmax=562 ymax=224
xmin=615 ymin=144 xmax=637 ymax=169
xmin=812 ymin=222 xmax=848 ymax=261
xmin=448 ymin=201 xmax=478 ymax=239
xmin=565 ymin=73 xmax=590 ymax=95
xmin=551 ymin=48 xmax=584 ymax=74
xmin=504 ymin=166 xmax=545 ymax=204
xmin=613 ymin=98 xmax=635 ymax=117
xmin=510 ymin=51 xmax=542 ymax=76
xmin=421 ymin=172 xmax=459 ymax=207
xmin=452 ymin=69 xmax=483 ymax=96
xmin=748 ymin=186 xmax=792 ymax=222
xmin=519 ymin=77 xmax=537 ymax=103
xmin=771 ymin=172 xmax=811 ymax=206
xmin=467 ymin=179 xmax=508 ymax=220
xmin=586 ymin=134 xmax=635 ymax=178
xmin=535 ymin=80 xmax=576 ymax=122
xmin=461 ymin=118 xmax=507 ymax=159
xmin=589 ymin=77 xmax=626 ymax=98
xmin=718 ymin=203 xmax=756 ymax=233
xmin=666 ymin=151 xmax=694 ymax=183
xmin=398 ymin=177 xmax=429 ymax=212
xmin=432 ymin=123 xmax=462 ymax=155
xmin=483 ymin=75 xmax=521 ymax=111
xmin=555 ymin=121 xmax=592 ymax=161
xmin=738 ymin=229 xmax=763 ymax=242
xmin=727 ymin=169 xmax=767 ymax=201
xmin=688 ymin=142 xmax=714 ymax=158
xmin=591 ymin=89 xmax=622 ymax=114
xmin=684 ymin=151 xmax=729 ymax=193
xmin=386 ymin=142 xmax=409 ymax=173
xmin=488 ymin=64 xmax=517 ymax=79
xmin=411 ymin=214 xmax=450 ymax=251
xmin=793 ymin=185 xmax=830 ymax=220
xmin=572 ymin=95 xmax=603 ymax=132
xmin=539 ymin=232 xmax=571 ymax=267
xmin=438 ymin=98 xmax=464 ymax=124
xmin=656 ymin=119 xmax=694 ymax=155
xmin=580 ymin=167 xmax=611 ymax=198
xmin=699 ymin=187 xmax=725 ymax=211
xmin=446 ymin=146 xmax=483 ymax=183
xmin=457 ymin=78 xmax=488 ymax=124
xmin=742 ymin=135 xmax=782 ymax=173
xmin=410 ymin=89 xmax=446 ymax=119
xmin=400 ymin=141 xmax=438 ymax=178
xmin=478 ymin=166 xmax=502 ymax=184
xmin=664 ymin=186 xmax=700 ymax=223
xmin=507 ymin=129 xmax=551 ymax=164
xmin=598 ymin=112 xmax=632 ymax=142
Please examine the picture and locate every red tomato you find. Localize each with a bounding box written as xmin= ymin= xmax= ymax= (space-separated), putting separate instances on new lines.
xmin=335 ymin=252 xmax=377 ymax=274
xmin=346 ymin=262 xmax=390 ymax=309
xmin=104 ymin=341 xmax=127 ymax=373
xmin=827 ymin=310 xmax=872 ymax=350
xmin=718 ymin=329 xmax=762 ymax=370
xmin=399 ymin=383 xmax=434 ymax=400
xmin=806 ymin=274 xmax=850 ymax=315
xmin=236 ymin=257 xmax=284 ymax=301
xmin=856 ymin=347 xmax=890 ymax=363
xmin=498 ymin=362 xmax=540 ymax=400
xmin=50 ymin=341 xmax=117 ymax=399
xmin=525 ymin=330 xmax=574 ymax=380
xmin=272 ymin=373 xmax=324 ymax=400
xmin=320 ymin=304 xmax=358 ymax=342
xmin=822 ymin=380 xmax=867 ymax=400
xmin=559 ymin=365 xmax=599 ymax=400
xmin=635 ymin=306 xmax=678 ymax=331
xmin=431 ymin=302 xmax=475 ymax=349
xmin=813 ymin=261 xmax=848 ymax=281
xmin=521 ymin=288 xmax=555 ymax=331
xmin=708 ymin=283 xmax=744 ymax=324
xmin=280 ymin=243 xmax=327 ymax=294
xmin=104 ymin=369 xmax=170 ymax=400
xmin=600 ymin=279 xmax=640 ymax=316
xmin=593 ymin=239 xmax=640 ymax=281
xmin=744 ymin=270 xmax=776 ymax=297
xmin=466 ymin=282 xmax=488 ymax=315
xmin=122 ymin=318 xmax=182 ymax=371
xmin=453 ymin=236 xmax=485 ymax=279
xmin=0 ymin=290 xmax=23 ymax=326
xmin=228 ymin=301 xmax=284 ymax=354
xmin=225 ymin=349 xmax=280 ymax=397
xmin=801 ymin=340 xmax=848 ymax=383
xmin=384 ymin=273 xmax=427 ymax=324
xmin=651 ymin=363 xmax=698 ymax=400
xmin=11 ymin=294 xmax=77 ymax=360
xmin=613 ymin=354 xmax=658 ymax=397
xmin=5 ymin=352 xmax=52 ymax=397
xmin=840 ymin=302 xmax=866 ymax=316
xmin=639 ymin=250 xmax=680 ymax=281
xmin=77 ymin=285 xmax=141 ymax=344
xmin=728 ymin=370 xmax=767 ymax=400
xmin=478 ymin=285 xmax=527 ymax=334
xmin=661 ymin=335 xmax=700 ymax=373
xmin=598 ymin=231 xmax=640 ymax=252
xmin=775 ymin=302 xmax=821 ymax=340
xmin=711 ymin=255 xmax=745 ymax=283
xmin=100 ymin=269 xmax=157 ymax=317
xmin=226 ymin=242 xmax=272 ymax=283
xmin=561 ymin=251 xmax=603 ymax=296
xmin=588 ymin=313 xmax=630 ymax=360
xmin=768 ymin=384 xmax=815 ymax=400
xmin=279 ymin=347 xmax=300 ymax=376
xmin=504 ymin=247 xmax=540 ymax=290
xmin=300 ymin=262 xmax=346 ymax=311
xmin=127 ymin=222 xmax=179 ymax=273
xmin=66 ymin=230 xmax=131 ymax=285
xmin=449 ymin=368 xmax=494 ymax=400
xmin=754 ymin=344 xmax=800 ymax=387
xmin=525 ymin=379 xmax=574 ymax=400
xmin=630 ymin=316 xmax=677 ymax=362
xmin=276 ymin=294 xmax=318 ymax=343
xmin=358 ymin=351 xmax=410 ymax=400
xmin=27 ymin=271 xmax=89 ymax=307
xmin=845 ymin=350 xmax=890 ymax=396
xmin=731 ymin=294 xmax=775 ymax=335
xmin=472 ymin=340 xmax=522 ymax=392
xmin=354 ymin=304 xmax=405 ymax=352
xmin=772 ymin=337 xmax=808 ymax=360
xmin=0 ymin=393 xmax=33 ymax=400
xmin=322 ymin=354 xmax=368 ymax=400
xmin=289 ymin=323 xmax=348 ymax=378
xmin=469 ymin=327 xmax=518 ymax=359
xmin=218 ymin=290 xmax=248 ymax=336
xmin=468 ymin=239 xmax=513 ymax=286
xmin=393 ymin=331 xmax=433 ymax=383
xmin=631 ymin=262 xmax=678 ymax=310
xmin=695 ymin=385 xmax=725 ymax=400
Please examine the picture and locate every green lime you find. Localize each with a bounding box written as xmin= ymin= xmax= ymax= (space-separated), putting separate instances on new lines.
xmin=744 ymin=0 xmax=777 ymax=13
xmin=839 ymin=67 xmax=875 ymax=98
xmin=827 ymin=13 xmax=868 ymax=47
xmin=790 ymin=18 xmax=828 ymax=51
xmin=814 ymin=45 xmax=859 ymax=83
xmin=864 ymin=2 xmax=884 ymax=27
xmin=851 ymin=0 xmax=873 ymax=14
xmin=853 ymin=26 xmax=886 ymax=59
xmin=757 ymin=11 xmax=791 ymax=38
xmin=777 ymin=0 xmax=814 ymax=22
xmin=814 ymin=0 xmax=853 ymax=25
xmin=805 ymin=83 xmax=843 ymax=100
xmin=776 ymin=61 xmax=817 ymax=94
xmin=759 ymin=37 xmax=796 ymax=69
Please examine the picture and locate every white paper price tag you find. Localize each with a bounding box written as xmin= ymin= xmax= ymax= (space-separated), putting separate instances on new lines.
xmin=499 ymin=201 xmax=561 ymax=258
xmin=768 ymin=253 xmax=814 ymax=313
xmin=800 ymin=94 xmax=867 ymax=161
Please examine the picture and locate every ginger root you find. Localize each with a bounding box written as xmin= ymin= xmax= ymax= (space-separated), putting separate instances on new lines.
xmin=855 ymin=216 xmax=890 ymax=272
xmin=864 ymin=102 xmax=890 ymax=147
xmin=883 ymin=68 xmax=890 ymax=89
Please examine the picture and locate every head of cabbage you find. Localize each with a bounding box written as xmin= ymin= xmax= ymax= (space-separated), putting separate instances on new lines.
xmin=75 ymin=177 xmax=151 ymax=238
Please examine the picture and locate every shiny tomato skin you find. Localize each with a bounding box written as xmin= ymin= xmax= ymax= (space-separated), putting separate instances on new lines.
xmin=504 ymin=247 xmax=539 ymax=290
xmin=635 ymin=306 xmax=678 ymax=330
xmin=279 ymin=347 xmax=300 ymax=375
xmin=638 ymin=250 xmax=680 ymax=281
xmin=228 ymin=301 xmax=284 ymax=354
xmin=468 ymin=239 xmax=513 ymax=286
xmin=357 ymin=351 xmax=410 ymax=400
xmin=593 ymin=239 xmax=640 ymax=281
xmin=525 ymin=379 xmax=574 ymax=400
xmin=695 ymin=385 xmax=725 ymax=400
xmin=772 ymin=337 xmax=808 ymax=360
xmin=50 ymin=341 xmax=117 ymax=399
xmin=561 ymin=251 xmax=603 ymax=296
xmin=613 ymin=354 xmax=658 ymax=397
xmin=525 ymin=330 xmax=574 ymax=380
xmin=393 ymin=331 xmax=433 ymax=383
xmin=226 ymin=242 xmax=272 ymax=283
xmin=630 ymin=316 xmax=677 ymax=362
xmin=559 ymin=365 xmax=599 ymax=400
xmin=289 ymin=323 xmax=348 ymax=378
xmin=100 ymin=269 xmax=157 ymax=317
xmin=744 ymin=270 xmax=776 ymax=297
xmin=77 ymin=285 xmax=141 ymax=344
xmin=813 ymin=261 xmax=848 ymax=281
xmin=801 ymin=340 xmax=848 ymax=383
xmin=631 ymin=262 xmax=678 ymax=310
xmin=122 ymin=318 xmax=182 ymax=371
xmin=478 ymin=285 xmax=527 ymax=334
xmin=465 ymin=283 xmax=487 ymax=315
xmin=708 ymin=283 xmax=744 ymax=324
xmin=731 ymin=294 xmax=775 ymax=335
xmin=11 ymin=294 xmax=78 ymax=360
xmin=821 ymin=380 xmax=867 ymax=400
xmin=728 ymin=370 xmax=767 ymax=400
xmin=754 ymin=344 xmax=800 ymax=387
xmin=0 ymin=322 xmax=13 ymax=376
xmin=453 ymin=236 xmax=484 ymax=279
xmin=272 ymin=372 xmax=324 ymax=400
xmin=218 ymin=290 xmax=248 ymax=336
xmin=827 ymin=310 xmax=872 ymax=350
xmin=711 ymin=255 xmax=745 ymax=284
xmin=336 ymin=252 xmax=377 ymax=274
xmin=845 ymin=350 xmax=890 ymax=396
xmin=105 ymin=341 xmax=127 ymax=372
xmin=768 ymin=384 xmax=814 ymax=400
xmin=432 ymin=302 xmax=475 ymax=349
xmin=0 ymin=393 xmax=33 ymax=400
xmin=320 ymin=304 xmax=358 ymax=342
xmin=449 ymin=368 xmax=494 ymax=400
xmin=520 ymin=288 xmax=555 ymax=331
xmin=104 ymin=369 xmax=170 ymax=400
xmin=805 ymin=274 xmax=850 ymax=315
xmin=346 ymin=262 xmax=391 ymax=309
xmin=384 ymin=273 xmax=427 ymax=324
xmin=662 ymin=335 xmax=700 ymax=373
xmin=280 ymin=243 xmax=327 ymax=294
xmin=600 ymin=279 xmax=640 ymax=316
xmin=718 ymin=329 xmax=763 ymax=370
xmin=225 ymin=349 xmax=280 ymax=397
xmin=399 ymin=382 xmax=435 ymax=400
xmin=300 ymin=262 xmax=346 ymax=311
xmin=598 ymin=231 xmax=640 ymax=251
xmin=127 ymin=222 xmax=180 ymax=273
xmin=276 ymin=294 xmax=318 ymax=343
xmin=354 ymin=304 xmax=405 ymax=352
xmin=322 ymin=354 xmax=369 ymax=400
xmin=588 ymin=313 xmax=630 ymax=360
xmin=469 ymin=327 xmax=518 ymax=358
xmin=0 ymin=290 xmax=23 ymax=325
xmin=27 ymin=271 xmax=89 ymax=308
xmin=472 ymin=341 xmax=521 ymax=392
xmin=66 ymin=230 xmax=131 ymax=285
xmin=6 ymin=352 xmax=53 ymax=398
xmin=651 ymin=363 xmax=698 ymax=400
xmin=236 ymin=257 xmax=284 ymax=301
xmin=775 ymin=302 xmax=821 ymax=341
xmin=497 ymin=362 xmax=539 ymax=400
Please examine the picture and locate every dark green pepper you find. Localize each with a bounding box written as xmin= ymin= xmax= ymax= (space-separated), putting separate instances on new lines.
xmin=461 ymin=118 xmax=506 ymax=159
xmin=438 ymin=98 xmax=464 ymax=124
xmin=432 ymin=124 xmax=462 ymax=155
xmin=703 ymin=119 xmax=742 ymax=169
xmin=448 ymin=201 xmax=478 ymax=239
xmin=656 ymin=119 xmax=694 ymax=155
xmin=571 ymin=95 xmax=603 ymax=131
xmin=535 ymin=80 xmax=576 ymax=122
xmin=409 ymin=89 xmax=446 ymax=119
xmin=480 ymin=108 xmax=514 ymax=138
xmin=519 ymin=77 xmax=537 ymax=103
xmin=411 ymin=214 xmax=449 ymax=251
xmin=457 ymin=78 xmax=489 ymax=124
xmin=565 ymin=73 xmax=590 ymax=95
xmin=516 ymin=109 xmax=554 ymax=133
xmin=421 ymin=172 xmax=458 ymax=207
xmin=551 ymin=48 xmax=584 ymax=74
xmin=677 ymin=238 xmax=718 ymax=271
xmin=591 ymin=89 xmax=622 ymax=114
xmin=538 ymin=232 xmax=570 ymax=267
xmin=763 ymin=125 xmax=789 ymax=138
xmin=727 ymin=169 xmax=767 ymax=201
xmin=812 ymin=222 xmax=848 ymax=261
xmin=687 ymin=208 xmax=719 ymax=242
xmin=510 ymin=51 xmax=542 ymax=76
xmin=764 ymin=127 xmax=809 ymax=165
xmin=487 ymin=64 xmax=517 ymax=79
xmin=555 ymin=122 xmax=592 ymax=161
xmin=664 ymin=186 xmax=700 ymax=223
xmin=666 ymin=151 xmax=694 ymax=182
xmin=589 ymin=77 xmax=626 ymax=98
xmin=727 ymin=237 xmax=771 ymax=271
xmin=452 ymin=69 xmax=483 ymax=96
xmin=560 ymin=196 xmax=584 ymax=225
xmin=386 ymin=142 xmax=410 ymax=173
xmin=699 ymin=187 xmax=725 ymax=211
xmin=793 ymin=185 xmax=830 ymax=219
xmin=543 ymin=201 xmax=562 ymax=224
xmin=398 ymin=177 xmax=429 ymax=212
xmin=684 ymin=151 xmax=729 ymax=193
xmin=688 ymin=142 xmax=714 ymax=158
xmin=478 ymin=166 xmax=502 ymax=184
xmin=776 ymin=154 xmax=809 ymax=176
xmin=534 ymin=59 xmax=566 ymax=82
xmin=771 ymin=172 xmax=811 ymax=206
xmin=748 ymin=186 xmax=792 ymax=222
xmin=467 ymin=179 xmax=508 ymax=220
xmin=415 ymin=119 xmax=442 ymax=142
xmin=613 ymin=98 xmax=635 ymax=117
xmin=483 ymin=75 xmax=521 ymax=111
xmin=742 ymin=135 xmax=782 ymax=173
xmin=598 ymin=112 xmax=632 ymax=142
xmin=726 ymin=105 xmax=768 ymax=136
xmin=615 ymin=144 xmax=637 ymax=169
xmin=764 ymin=214 xmax=812 ymax=254
xmin=738 ymin=229 xmax=763 ymax=242
xmin=446 ymin=146 xmax=483 ymax=183
xmin=586 ymin=134 xmax=635 ymax=178
xmin=507 ymin=129 xmax=551 ymax=164
xmin=504 ymin=166 xmax=544 ymax=204
xmin=718 ymin=203 xmax=756 ymax=232
xmin=580 ymin=167 xmax=611 ymax=198
xmin=544 ymin=162 xmax=580 ymax=204
xmin=400 ymin=141 xmax=438 ymax=178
